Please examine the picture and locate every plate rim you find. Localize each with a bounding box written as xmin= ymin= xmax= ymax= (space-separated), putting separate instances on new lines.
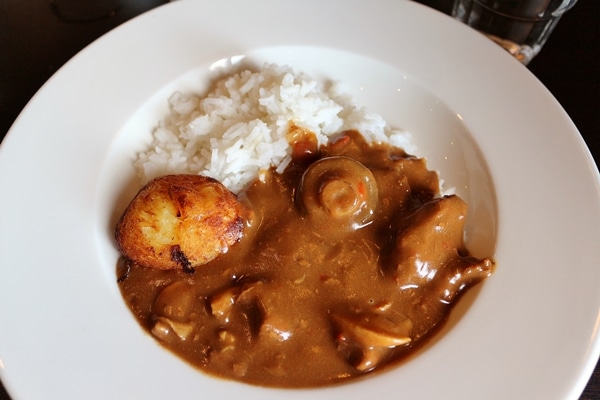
xmin=1 ymin=1 xmax=599 ymax=399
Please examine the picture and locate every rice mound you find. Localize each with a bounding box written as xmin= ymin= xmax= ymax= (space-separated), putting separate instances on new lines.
xmin=135 ymin=63 xmax=416 ymax=193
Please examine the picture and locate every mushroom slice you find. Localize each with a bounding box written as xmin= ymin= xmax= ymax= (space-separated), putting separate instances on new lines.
xmin=209 ymin=281 xmax=261 ymax=325
xmin=152 ymin=281 xmax=197 ymax=322
xmin=152 ymin=316 xmax=194 ymax=341
xmin=354 ymin=347 xmax=391 ymax=373
xmin=150 ymin=281 xmax=199 ymax=342
xmin=332 ymin=312 xmax=412 ymax=348
xmin=332 ymin=312 xmax=412 ymax=372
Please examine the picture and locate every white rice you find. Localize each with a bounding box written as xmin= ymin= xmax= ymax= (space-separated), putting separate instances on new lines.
xmin=135 ymin=63 xmax=417 ymax=194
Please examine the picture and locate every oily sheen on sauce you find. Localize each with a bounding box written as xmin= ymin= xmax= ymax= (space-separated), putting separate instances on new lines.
xmin=116 ymin=130 xmax=493 ymax=388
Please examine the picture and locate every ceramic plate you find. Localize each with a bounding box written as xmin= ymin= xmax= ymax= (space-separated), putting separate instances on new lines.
xmin=1 ymin=1 xmax=599 ymax=399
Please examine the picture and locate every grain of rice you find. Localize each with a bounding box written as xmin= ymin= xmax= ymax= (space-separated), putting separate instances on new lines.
xmin=134 ymin=63 xmax=416 ymax=194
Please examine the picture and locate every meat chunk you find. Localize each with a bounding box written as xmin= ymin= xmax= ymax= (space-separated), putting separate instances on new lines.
xmin=391 ymin=195 xmax=469 ymax=284
xmin=389 ymin=195 xmax=493 ymax=302
xmin=115 ymin=174 xmax=245 ymax=271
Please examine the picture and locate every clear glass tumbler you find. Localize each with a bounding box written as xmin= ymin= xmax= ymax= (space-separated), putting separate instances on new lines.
xmin=452 ymin=0 xmax=579 ymax=64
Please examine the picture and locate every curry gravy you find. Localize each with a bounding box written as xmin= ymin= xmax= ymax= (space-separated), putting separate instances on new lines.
xmin=117 ymin=130 xmax=493 ymax=387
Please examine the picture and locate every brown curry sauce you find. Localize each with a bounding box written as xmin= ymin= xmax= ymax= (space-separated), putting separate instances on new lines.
xmin=117 ymin=130 xmax=493 ymax=387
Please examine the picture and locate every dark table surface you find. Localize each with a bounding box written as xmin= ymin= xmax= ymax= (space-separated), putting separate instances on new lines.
xmin=0 ymin=1 xmax=598 ymax=399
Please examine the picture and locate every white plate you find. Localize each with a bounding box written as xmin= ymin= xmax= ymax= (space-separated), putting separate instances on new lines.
xmin=1 ymin=1 xmax=599 ymax=399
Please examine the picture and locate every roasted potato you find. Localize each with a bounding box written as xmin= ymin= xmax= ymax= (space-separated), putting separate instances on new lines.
xmin=115 ymin=174 xmax=245 ymax=272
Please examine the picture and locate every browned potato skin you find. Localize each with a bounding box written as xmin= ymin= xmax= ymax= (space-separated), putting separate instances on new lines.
xmin=115 ymin=174 xmax=245 ymax=271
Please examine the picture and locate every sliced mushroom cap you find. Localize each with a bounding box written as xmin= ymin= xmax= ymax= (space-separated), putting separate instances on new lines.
xmin=332 ymin=312 xmax=412 ymax=348
xmin=297 ymin=156 xmax=379 ymax=235
xmin=150 ymin=281 xmax=199 ymax=342
xmin=332 ymin=311 xmax=412 ymax=372
xmin=152 ymin=280 xmax=197 ymax=322
xmin=209 ymin=281 xmax=262 ymax=325
xmin=152 ymin=316 xmax=194 ymax=341
xmin=354 ymin=346 xmax=391 ymax=373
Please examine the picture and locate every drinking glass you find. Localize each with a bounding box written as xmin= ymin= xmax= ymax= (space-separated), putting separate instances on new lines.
xmin=452 ymin=0 xmax=579 ymax=64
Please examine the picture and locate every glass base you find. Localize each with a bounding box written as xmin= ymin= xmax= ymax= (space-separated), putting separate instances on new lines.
xmin=451 ymin=0 xmax=570 ymax=65
xmin=485 ymin=34 xmax=541 ymax=65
